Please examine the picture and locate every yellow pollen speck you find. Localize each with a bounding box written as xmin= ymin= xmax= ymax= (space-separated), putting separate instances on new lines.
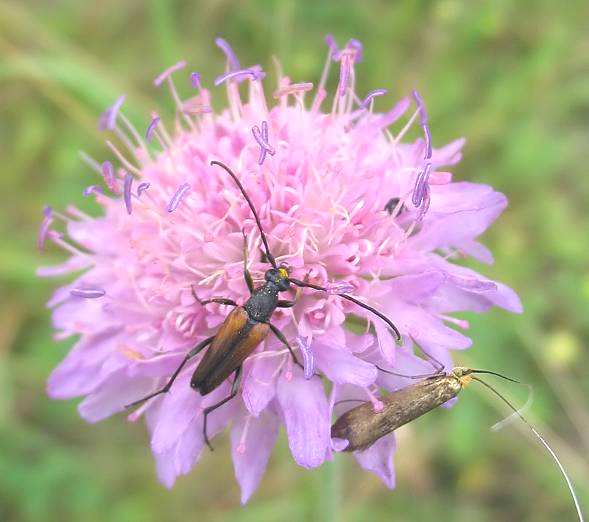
xmin=279 ymin=268 xmax=288 ymax=278
xmin=119 ymin=346 xmax=144 ymax=361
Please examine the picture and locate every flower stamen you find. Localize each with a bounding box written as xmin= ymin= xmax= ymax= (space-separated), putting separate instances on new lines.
xmin=137 ymin=182 xmax=151 ymax=198
xmin=364 ymin=387 xmax=385 ymax=413
xmin=153 ymin=60 xmax=187 ymax=87
xmin=101 ymin=160 xmax=117 ymax=191
xmin=145 ymin=115 xmax=160 ymax=143
xmin=360 ymin=88 xmax=388 ymax=110
xmin=214 ymin=68 xmax=262 ymax=86
xmin=98 ymin=95 xmax=126 ymax=132
xmin=83 ymin=185 xmax=104 ymax=197
xmin=215 ymin=37 xmax=241 ymax=71
xmin=70 ymin=288 xmax=106 ymax=299
xmin=37 ymin=206 xmax=53 ymax=251
xmin=251 ymin=120 xmax=275 ymax=165
xmin=167 ymin=183 xmax=191 ymax=213
xmin=123 ymin=171 xmax=133 ymax=214
xmin=106 ymin=140 xmax=142 ymax=177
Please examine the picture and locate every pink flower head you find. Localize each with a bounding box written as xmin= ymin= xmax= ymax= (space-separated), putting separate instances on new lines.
xmin=39 ymin=36 xmax=522 ymax=502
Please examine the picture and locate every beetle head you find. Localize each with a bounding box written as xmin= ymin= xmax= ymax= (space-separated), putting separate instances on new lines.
xmin=265 ymin=266 xmax=291 ymax=291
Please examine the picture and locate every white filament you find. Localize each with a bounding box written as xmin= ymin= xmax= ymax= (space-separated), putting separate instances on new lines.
xmin=475 ymin=377 xmax=584 ymax=522
xmin=491 ymin=383 xmax=534 ymax=431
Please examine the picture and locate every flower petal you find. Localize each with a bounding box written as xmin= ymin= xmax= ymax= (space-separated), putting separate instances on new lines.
xmin=276 ymin=368 xmax=330 ymax=468
xmin=78 ymin=372 xmax=155 ymax=423
xmin=242 ymin=354 xmax=281 ymax=417
xmin=150 ymin=372 xmax=201 ymax=453
xmin=410 ymin=183 xmax=508 ymax=252
xmin=388 ymin=271 xmax=445 ymax=303
xmin=231 ymin=408 xmax=280 ymax=504
xmin=354 ymin=433 xmax=396 ymax=489
xmin=314 ymin=340 xmax=377 ymax=387
xmin=431 ymin=137 xmax=465 ymax=167
xmin=47 ymin=330 xmax=125 ymax=399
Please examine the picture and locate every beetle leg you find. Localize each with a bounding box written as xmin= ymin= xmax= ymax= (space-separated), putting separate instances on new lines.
xmin=267 ymin=322 xmax=303 ymax=369
xmin=125 ymin=336 xmax=215 ymax=409
xmin=203 ymin=366 xmax=243 ymax=451
xmin=242 ymin=229 xmax=255 ymax=294
xmin=277 ymin=300 xmax=296 ymax=308
xmin=199 ymin=297 xmax=238 ymax=307
xmin=191 ymin=285 xmax=237 ymax=307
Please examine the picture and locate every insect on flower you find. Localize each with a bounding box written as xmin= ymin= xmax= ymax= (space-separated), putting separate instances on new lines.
xmin=126 ymin=159 xmax=402 ymax=449
xmin=39 ymin=35 xmax=525 ymax=500
xmin=331 ymin=367 xmax=584 ymax=522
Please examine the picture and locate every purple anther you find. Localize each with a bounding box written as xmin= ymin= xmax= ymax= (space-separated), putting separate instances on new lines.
xmin=325 ymin=281 xmax=355 ymax=295
xmin=145 ymin=115 xmax=160 ymax=142
xmin=167 ymin=182 xmax=191 ymax=213
xmin=137 ymin=182 xmax=150 ymax=198
xmin=248 ymin=64 xmax=266 ymax=81
xmin=360 ymin=88 xmax=388 ymax=109
xmin=38 ymin=207 xmax=53 ymax=251
xmin=252 ymin=120 xmax=275 ymax=165
xmin=415 ymin=185 xmax=431 ymax=222
xmin=422 ymin=121 xmax=432 ymax=159
xmin=412 ymin=89 xmax=428 ymax=126
xmin=214 ymin=68 xmax=262 ymax=86
xmin=70 ymin=288 xmax=106 ymax=299
xmin=98 ymin=94 xmax=126 ymax=131
xmin=296 ymin=336 xmax=315 ymax=380
xmin=83 ymin=185 xmax=104 ymax=197
xmin=101 ymin=161 xmax=116 ymax=191
xmin=215 ymin=37 xmax=241 ymax=71
xmin=190 ymin=72 xmax=201 ymax=89
xmin=154 ymin=60 xmax=187 ymax=87
xmin=411 ymin=163 xmax=432 ymax=207
xmin=325 ymin=34 xmax=339 ymax=60
xmin=411 ymin=90 xmax=433 ymax=158
xmin=412 ymin=169 xmax=426 ymax=207
xmin=419 ymin=185 xmax=431 ymax=217
xmin=123 ymin=171 xmax=133 ymax=215
xmin=346 ymin=38 xmax=363 ymax=62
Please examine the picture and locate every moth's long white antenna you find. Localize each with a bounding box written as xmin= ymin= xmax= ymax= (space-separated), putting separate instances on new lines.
xmin=473 ymin=376 xmax=584 ymax=522
xmin=491 ymin=383 xmax=534 ymax=431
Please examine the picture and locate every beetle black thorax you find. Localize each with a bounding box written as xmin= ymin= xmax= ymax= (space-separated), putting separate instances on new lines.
xmin=244 ymin=281 xmax=280 ymax=323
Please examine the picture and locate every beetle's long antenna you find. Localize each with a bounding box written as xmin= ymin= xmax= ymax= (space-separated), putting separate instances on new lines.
xmin=472 ymin=376 xmax=584 ymax=522
xmin=210 ymin=160 xmax=277 ymax=268
xmin=289 ymin=277 xmax=401 ymax=340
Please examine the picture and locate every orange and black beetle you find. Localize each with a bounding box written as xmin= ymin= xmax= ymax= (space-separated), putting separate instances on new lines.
xmin=128 ymin=160 xmax=401 ymax=449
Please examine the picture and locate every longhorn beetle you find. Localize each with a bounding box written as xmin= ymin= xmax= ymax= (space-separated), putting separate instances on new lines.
xmin=331 ymin=367 xmax=583 ymax=522
xmin=127 ymin=159 xmax=401 ymax=450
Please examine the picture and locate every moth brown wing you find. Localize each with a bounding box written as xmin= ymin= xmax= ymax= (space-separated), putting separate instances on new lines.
xmin=198 ymin=322 xmax=270 ymax=395
xmin=191 ymin=306 xmax=248 ymax=389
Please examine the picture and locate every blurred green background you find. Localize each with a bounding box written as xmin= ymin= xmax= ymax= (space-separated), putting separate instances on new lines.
xmin=1 ymin=1 xmax=588 ymax=521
